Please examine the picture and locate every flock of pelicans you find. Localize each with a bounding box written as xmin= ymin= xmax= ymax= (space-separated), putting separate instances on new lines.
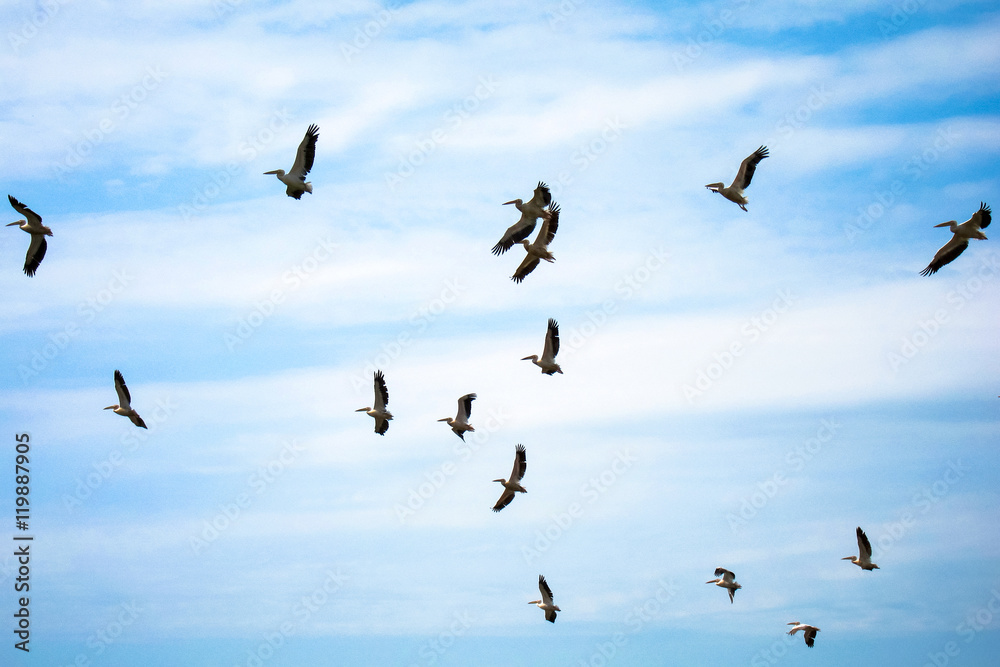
xmin=6 ymin=121 xmax=991 ymax=641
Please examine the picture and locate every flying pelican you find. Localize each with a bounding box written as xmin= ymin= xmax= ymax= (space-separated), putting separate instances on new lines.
xmin=920 ymin=202 xmax=990 ymax=275
xmin=355 ymin=370 xmax=392 ymax=435
xmin=705 ymin=567 xmax=741 ymax=603
xmin=522 ymin=318 xmax=562 ymax=374
xmin=787 ymin=622 xmax=820 ymax=647
xmin=842 ymin=526 xmax=879 ymax=571
xmin=528 ymin=575 xmax=561 ymax=623
xmin=492 ymin=444 xmax=527 ymax=512
xmin=438 ymin=393 xmax=476 ymax=440
xmin=492 ymin=182 xmax=553 ymax=255
xmin=104 ymin=370 xmax=147 ymax=429
xmin=264 ymin=124 xmax=319 ymax=199
xmin=705 ymin=145 xmax=769 ymax=211
xmin=511 ymin=203 xmax=559 ymax=283
xmin=6 ymin=195 xmax=52 ymax=277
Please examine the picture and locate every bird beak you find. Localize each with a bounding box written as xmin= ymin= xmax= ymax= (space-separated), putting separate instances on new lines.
xmin=103 ymin=405 xmax=116 ymax=410
xmin=355 ymin=408 xmax=368 ymax=412
xmin=263 ymin=170 xmax=280 ymax=175
xmin=437 ymin=418 xmax=449 ymax=422
xmin=840 ymin=556 xmax=853 ymax=560
xmin=520 ymin=356 xmax=532 ymax=361
xmin=6 ymin=222 xmax=20 ymax=226
xmin=933 ymin=221 xmax=953 ymax=227
xmin=502 ymin=200 xmax=516 ymax=205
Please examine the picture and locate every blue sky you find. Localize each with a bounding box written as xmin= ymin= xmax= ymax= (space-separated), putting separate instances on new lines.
xmin=2 ymin=0 xmax=999 ymax=665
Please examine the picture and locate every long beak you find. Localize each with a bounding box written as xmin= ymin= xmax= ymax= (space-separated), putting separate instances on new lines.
xmin=933 ymin=221 xmax=954 ymax=227
xmin=437 ymin=418 xmax=450 ymax=422
xmin=521 ymin=356 xmax=533 ymax=361
xmin=841 ymin=556 xmax=853 ymax=560
xmin=355 ymin=408 xmax=369 ymax=412
xmin=263 ymin=170 xmax=281 ymax=175
xmin=502 ymin=200 xmax=516 ymax=205
xmin=6 ymin=221 xmax=21 ymax=226
xmin=527 ymin=600 xmax=541 ymax=605
xmin=103 ymin=405 xmax=116 ymax=410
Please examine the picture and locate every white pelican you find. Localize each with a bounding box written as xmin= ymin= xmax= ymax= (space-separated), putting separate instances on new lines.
xmin=492 ymin=444 xmax=527 ymax=512
xmin=920 ymin=202 xmax=990 ymax=275
xmin=842 ymin=526 xmax=879 ymax=571
xmin=438 ymin=393 xmax=476 ymax=440
xmin=705 ymin=145 xmax=769 ymax=211
xmin=104 ymin=370 xmax=147 ymax=429
xmin=528 ymin=575 xmax=561 ymax=623
xmin=264 ymin=124 xmax=319 ymax=199
xmin=511 ymin=203 xmax=559 ymax=283
xmin=492 ymin=182 xmax=553 ymax=255
xmin=355 ymin=370 xmax=392 ymax=435
xmin=787 ymin=622 xmax=820 ymax=647
xmin=705 ymin=567 xmax=741 ymax=603
xmin=6 ymin=195 xmax=52 ymax=277
xmin=522 ymin=318 xmax=562 ymax=375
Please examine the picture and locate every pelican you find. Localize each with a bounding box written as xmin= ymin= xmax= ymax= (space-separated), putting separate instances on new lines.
xmin=511 ymin=203 xmax=559 ymax=283
xmin=492 ymin=444 xmax=527 ymax=512
xmin=528 ymin=575 xmax=561 ymax=623
xmin=264 ymin=124 xmax=319 ymax=199
xmin=104 ymin=370 xmax=147 ymax=429
xmin=920 ymin=202 xmax=990 ymax=275
xmin=492 ymin=182 xmax=553 ymax=255
xmin=6 ymin=195 xmax=52 ymax=277
xmin=842 ymin=526 xmax=879 ymax=571
xmin=787 ymin=622 xmax=820 ymax=647
xmin=705 ymin=145 xmax=768 ymax=211
xmin=522 ymin=318 xmax=562 ymax=374
xmin=705 ymin=567 xmax=741 ymax=603
xmin=355 ymin=370 xmax=392 ymax=435
xmin=438 ymin=393 xmax=476 ymax=440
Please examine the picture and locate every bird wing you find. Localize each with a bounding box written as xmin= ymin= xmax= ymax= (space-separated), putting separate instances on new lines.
xmin=538 ymin=575 xmax=554 ymax=605
xmin=920 ymin=235 xmax=968 ymax=275
xmin=545 ymin=608 xmax=557 ymax=623
xmin=113 ymin=370 xmax=133 ymax=409
xmin=374 ymin=370 xmax=389 ymax=411
xmin=511 ymin=444 xmax=527 ymax=481
xmin=492 ymin=488 xmax=515 ymax=512
xmin=804 ymin=628 xmax=817 ymax=647
xmin=491 ymin=214 xmax=537 ymax=255
xmin=8 ymin=195 xmax=42 ymax=226
xmin=458 ymin=393 xmax=476 ymax=421
xmin=23 ymin=235 xmax=47 ymax=277
xmin=374 ymin=417 xmax=389 ymax=435
xmin=543 ymin=319 xmax=560 ymax=360
xmin=129 ymin=413 xmax=148 ymax=429
xmin=536 ymin=203 xmax=560 ymax=245
xmin=973 ymin=202 xmax=992 ymax=230
xmin=715 ymin=567 xmax=735 ymax=583
xmin=512 ymin=254 xmax=540 ymax=283
xmin=529 ymin=181 xmax=552 ymax=209
xmin=857 ymin=527 xmax=873 ymax=560
xmin=735 ymin=145 xmax=768 ymax=189
xmin=290 ymin=124 xmax=319 ymax=179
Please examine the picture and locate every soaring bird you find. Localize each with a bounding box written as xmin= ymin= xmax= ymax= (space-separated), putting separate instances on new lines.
xmin=528 ymin=575 xmax=561 ymax=623
xmin=522 ymin=318 xmax=562 ymax=374
xmin=842 ymin=526 xmax=879 ymax=571
xmin=438 ymin=393 xmax=476 ymax=440
xmin=787 ymin=622 xmax=820 ymax=647
xmin=920 ymin=202 xmax=990 ymax=275
xmin=6 ymin=195 xmax=52 ymax=277
xmin=492 ymin=444 xmax=527 ymax=512
xmin=265 ymin=124 xmax=319 ymax=199
xmin=356 ymin=370 xmax=393 ymax=435
xmin=705 ymin=567 xmax=742 ymax=603
xmin=511 ymin=203 xmax=559 ymax=283
xmin=104 ymin=370 xmax=147 ymax=429
xmin=492 ymin=182 xmax=553 ymax=255
xmin=705 ymin=145 xmax=769 ymax=211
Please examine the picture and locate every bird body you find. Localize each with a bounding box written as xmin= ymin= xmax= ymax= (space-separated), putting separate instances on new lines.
xmin=265 ymin=124 xmax=319 ymax=199
xmin=842 ymin=526 xmax=879 ymax=570
xmin=104 ymin=370 xmax=147 ymax=429
xmin=492 ymin=444 xmax=527 ymax=512
xmin=706 ymin=145 xmax=768 ymax=211
xmin=438 ymin=393 xmax=476 ymax=440
xmin=705 ymin=567 xmax=741 ymax=603
xmin=522 ymin=318 xmax=562 ymax=374
xmin=6 ymin=195 xmax=52 ymax=276
xmin=920 ymin=202 xmax=990 ymax=275
xmin=356 ymin=370 xmax=393 ymax=435
xmin=493 ymin=182 xmax=553 ymax=255
xmin=528 ymin=575 xmax=561 ymax=623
